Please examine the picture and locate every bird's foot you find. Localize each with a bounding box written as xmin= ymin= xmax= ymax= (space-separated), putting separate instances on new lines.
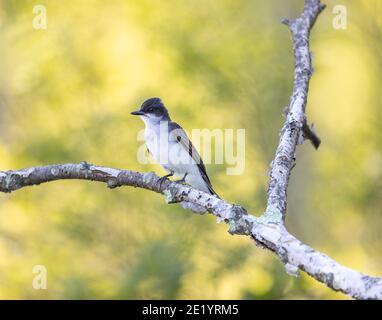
xmin=158 ymin=172 xmax=174 ymax=189
xmin=175 ymin=173 xmax=188 ymax=184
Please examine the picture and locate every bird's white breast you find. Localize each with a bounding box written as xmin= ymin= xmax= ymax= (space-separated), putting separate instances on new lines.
xmin=142 ymin=117 xmax=210 ymax=193
xmin=143 ymin=119 xmax=161 ymax=163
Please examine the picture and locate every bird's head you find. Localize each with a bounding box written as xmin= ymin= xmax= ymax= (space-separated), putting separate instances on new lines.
xmin=131 ymin=97 xmax=170 ymax=123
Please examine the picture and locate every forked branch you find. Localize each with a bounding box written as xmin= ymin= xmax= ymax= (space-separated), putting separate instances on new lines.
xmin=0 ymin=0 xmax=381 ymax=299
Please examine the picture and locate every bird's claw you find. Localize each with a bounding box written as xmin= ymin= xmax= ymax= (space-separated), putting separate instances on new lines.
xmin=175 ymin=173 xmax=188 ymax=184
xmin=158 ymin=172 xmax=174 ymax=189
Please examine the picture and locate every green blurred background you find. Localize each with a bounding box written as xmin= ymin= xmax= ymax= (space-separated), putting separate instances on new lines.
xmin=0 ymin=0 xmax=381 ymax=299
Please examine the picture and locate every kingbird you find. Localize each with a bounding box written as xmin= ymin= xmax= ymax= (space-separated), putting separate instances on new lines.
xmin=131 ymin=97 xmax=219 ymax=197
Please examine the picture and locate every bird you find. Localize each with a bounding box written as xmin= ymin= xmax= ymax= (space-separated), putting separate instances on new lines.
xmin=131 ymin=97 xmax=219 ymax=197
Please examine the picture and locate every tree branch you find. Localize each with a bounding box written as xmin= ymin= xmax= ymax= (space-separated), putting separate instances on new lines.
xmin=0 ymin=0 xmax=380 ymax=300
xmin=0 ymin=162 xmax=381 ymax=299
xmin=267 ymin=0 xmax=325 ymax=219
xmin=302 ymin=120 xmax=321 ymax=149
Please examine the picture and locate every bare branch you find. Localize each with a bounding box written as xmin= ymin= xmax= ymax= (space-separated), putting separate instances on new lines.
xmin=0 ymin=162 xmax=381 ymax=299
xmin=0 ymin=0 xmax=380 ymax=301
xmin=267 ymin=0 xmax=325 ymax=219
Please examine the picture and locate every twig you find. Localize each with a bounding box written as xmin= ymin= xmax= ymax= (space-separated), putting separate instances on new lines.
xmin=302 ymin=120 xmax=321 ymax=149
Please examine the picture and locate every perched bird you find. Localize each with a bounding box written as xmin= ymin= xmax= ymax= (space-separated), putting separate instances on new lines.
xmin=131 ymin=97 xmax=218 ymax=197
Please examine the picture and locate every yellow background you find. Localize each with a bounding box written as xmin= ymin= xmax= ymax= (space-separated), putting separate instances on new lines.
xmin=0 ymin=0 xmax=381 ymax=299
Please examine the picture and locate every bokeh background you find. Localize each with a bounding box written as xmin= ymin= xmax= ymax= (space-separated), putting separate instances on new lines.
xmin=0 ymin=0 xmax=381 ymax=299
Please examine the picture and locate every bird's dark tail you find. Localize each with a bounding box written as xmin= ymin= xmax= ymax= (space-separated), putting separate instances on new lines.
xmin=207 ymin=184 xmax=220 ymax=199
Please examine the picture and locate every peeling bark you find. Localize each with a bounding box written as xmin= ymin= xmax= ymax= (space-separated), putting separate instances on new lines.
xmin=0 ymin=0 xmax=380 ymax=300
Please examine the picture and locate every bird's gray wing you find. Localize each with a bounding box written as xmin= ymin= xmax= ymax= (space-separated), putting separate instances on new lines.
xmin=168 ymin=121 xmax=218 ymax=197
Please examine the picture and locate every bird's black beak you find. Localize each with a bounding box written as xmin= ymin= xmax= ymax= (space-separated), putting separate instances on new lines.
xmin=131 ymin=110 xmax=144 ymax=116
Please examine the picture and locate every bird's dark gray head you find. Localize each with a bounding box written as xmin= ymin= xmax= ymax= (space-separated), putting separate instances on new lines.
xmin=131 ymin=97 xmax=171 ymax=121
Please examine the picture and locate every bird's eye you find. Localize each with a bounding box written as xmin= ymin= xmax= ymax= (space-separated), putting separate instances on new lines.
xmin=148 ymin=107 xmax=154 ymax=112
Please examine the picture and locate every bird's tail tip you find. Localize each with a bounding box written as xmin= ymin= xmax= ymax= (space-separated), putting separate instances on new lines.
xmin=208 ymin=187 xmax=220 ymax=199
